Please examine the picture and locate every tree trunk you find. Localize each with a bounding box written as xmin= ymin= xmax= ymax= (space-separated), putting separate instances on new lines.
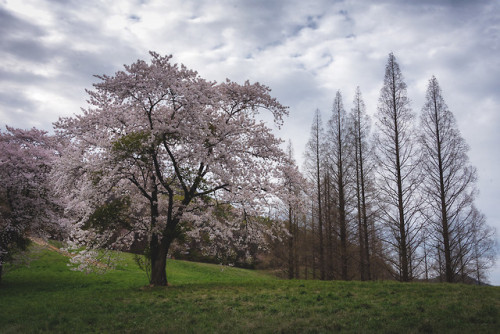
xmin=294 ymin=215 xmax=300 ymax=279
xmin=304 ymin=218 xmax=309 ymax=280
xmin=358 ymin=126 xmax=371 ymax=281
xmin=316 ymin=152 xmax=325 ymax=281
xmin=475 ymin=249 xmax=481 ymax=285
xmin=150 ymin=235 xmax=171 ymax=286
xmin=334 ymin=97 xmax=348 ymax=281
xmin=324 ymin=172 xmax=334 ymax=280
xmin=437 ymin=244 xmax=443 ymax=282
xmin=148 ymin=184 xmax=171 ymax=286
xmin=312 ymin=201 xmax=317 ymax=280
xmin=355 ymin=140 xmax=365 ymax=280
xmin=394 ymin=105 xmax=409 ymax=282
xmin=423 ymin=238 xmax=429 ymax=282
xmin=432 ymin=94 xmax=454 ymax=283
xmin=338 ymin=166 xmax=348 ymax=280
xmin=339 ymin=191 xmax=348 ymax=280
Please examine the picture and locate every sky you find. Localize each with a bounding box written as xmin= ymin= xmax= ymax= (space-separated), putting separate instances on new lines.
xmin=1 ymin=0 xmax=499 ymax=284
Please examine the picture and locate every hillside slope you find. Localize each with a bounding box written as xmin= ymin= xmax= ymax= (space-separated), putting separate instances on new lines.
xmin=1 ymin=245 xmax=499 ymax=333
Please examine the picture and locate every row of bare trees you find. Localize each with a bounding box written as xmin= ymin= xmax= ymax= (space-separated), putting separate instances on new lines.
xmin=282 ymin=53 xmax=495 ymax=283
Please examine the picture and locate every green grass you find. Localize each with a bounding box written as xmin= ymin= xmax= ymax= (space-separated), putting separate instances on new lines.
xmin=1 ymin=245 xmax=499 ymax=333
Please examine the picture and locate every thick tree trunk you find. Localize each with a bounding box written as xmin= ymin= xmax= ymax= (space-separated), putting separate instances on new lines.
xmin=147 ymin=183 xmax=171 ymax=286
xmin=150 ymin=236 xmax=171 ymax=286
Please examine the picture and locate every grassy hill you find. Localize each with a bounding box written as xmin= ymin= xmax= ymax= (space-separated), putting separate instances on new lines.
xmin=1 ymin=245 xmax=499 ymax=333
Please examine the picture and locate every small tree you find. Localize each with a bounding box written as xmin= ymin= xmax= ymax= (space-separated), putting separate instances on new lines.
xmin=0 ymin=127 xmax=64 ymax=282
xmin=468 ymin=208 xmax=496 ymax=284
xmin=54 ymin=52 xmax=289 ymax=286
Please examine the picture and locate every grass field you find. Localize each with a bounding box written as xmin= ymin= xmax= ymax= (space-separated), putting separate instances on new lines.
xmin=1 ymin=244 xmax=499 ymax=333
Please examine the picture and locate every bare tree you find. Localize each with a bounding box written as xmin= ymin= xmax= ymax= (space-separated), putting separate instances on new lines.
xmin=449 ymin=205 xmax=496 ymax=284
xmin=375 ymin=53 xmax=422 ymax=282
xmin=419 ymin=76 xmax=481 ymax=283
xmin=281 ymin=141 xmax=306 ymax=279
xmin=326 ymin=91 xmax=352 ymax=280
xmin=349 ymin=87 xmax=374 ymax=280
xmin=322 ymin=170 xmax=337 ymax=280
xmin=304 ymin=109 xmax=326 ymax=280
xmin=468 ymin=208 xmax=496 ymax=284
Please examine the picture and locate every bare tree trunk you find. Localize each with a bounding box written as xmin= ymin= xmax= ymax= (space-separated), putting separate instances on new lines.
xmin=312 ymin=201 xmax=317 ymax=280
xmin=437 ymin=244 xmax=443 ymax=282
xmin=316 ymin=150 xmax=325 ymax=280
xmin=475 ymin=247 xmax=481 ymax=285
xmin=423 ymin=237 xmax=429 ymax=282
xmin=304 ymin=216 xmax=309 ymax=280
xmin=395 ymin=142 xmax=409 ymax=282
xmin=305 ymin=109 xmax=326 ymax=281
xmin=356 ymin=102 xmax=372 ymax=280
xmin=324 ymin=172 xmax=334 ymax=280
xmin=339 ymin=178 xmax=348 ymax=280
xmin=328 ymin=91 xmax=350 ymax=281
xmin=355 ymin=139 xmax=365 ymax=280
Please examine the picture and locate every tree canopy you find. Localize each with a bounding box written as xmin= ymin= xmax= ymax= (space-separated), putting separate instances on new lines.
xmin=53 ymin=52 xmax=290 ymax=285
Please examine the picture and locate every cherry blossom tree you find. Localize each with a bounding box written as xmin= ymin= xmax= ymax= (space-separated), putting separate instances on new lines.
xmin=53 ymin=52 xmax=289 ymax=286
xmin=0 ymin=127 xmax=64 ymax=282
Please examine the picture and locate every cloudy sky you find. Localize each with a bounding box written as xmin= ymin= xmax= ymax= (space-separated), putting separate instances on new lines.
xmin=1 ymin=0 xmax=499 ymax=283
